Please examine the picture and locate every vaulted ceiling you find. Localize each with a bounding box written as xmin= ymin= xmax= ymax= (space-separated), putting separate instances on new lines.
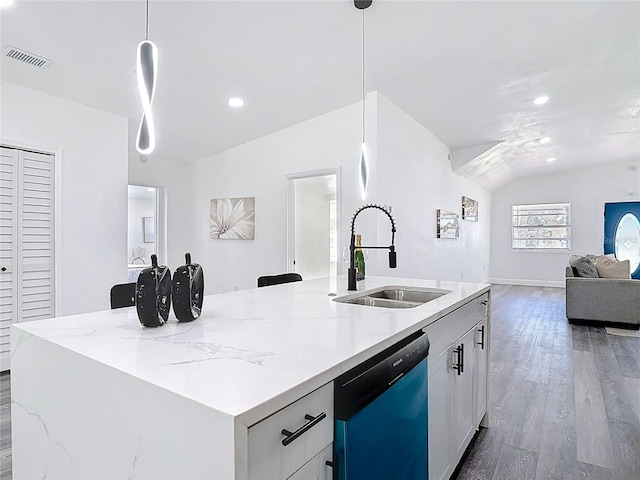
xmin=1 ymin=1 xmax=638 ymax=190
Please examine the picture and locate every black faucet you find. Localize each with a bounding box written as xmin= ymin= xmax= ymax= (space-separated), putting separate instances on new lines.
xmin=348 ymin=204 xmax=397 ymax=291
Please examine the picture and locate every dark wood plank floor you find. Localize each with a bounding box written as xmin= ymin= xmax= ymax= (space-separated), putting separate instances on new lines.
xmin=0 ymin=285 xmax=638 ymax=480
xmin=1 ymin=371 xmax=10 ymax=480
xmin=456 ymin=285 xmax=640 ymax=480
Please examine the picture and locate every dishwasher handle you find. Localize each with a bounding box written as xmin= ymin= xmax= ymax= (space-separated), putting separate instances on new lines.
xmin=281 ymin=412 xmax=327 ymax=446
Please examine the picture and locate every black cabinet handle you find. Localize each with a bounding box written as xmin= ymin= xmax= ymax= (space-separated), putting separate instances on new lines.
xmin=0 ymin=267 xmax=6 ymax=272
xmin=281 ymin=412 xmax=327 ymax=446
xmin=452 ymin=345 xmax=463 ymax=376
xmin=481 ymin=300 xmax=488 ymax=306
xmin=477 ymin=325 xmax=485 ymax=350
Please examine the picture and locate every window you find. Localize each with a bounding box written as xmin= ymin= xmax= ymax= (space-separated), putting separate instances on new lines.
xmin=512 ymin=203 xmax=570 ymax=250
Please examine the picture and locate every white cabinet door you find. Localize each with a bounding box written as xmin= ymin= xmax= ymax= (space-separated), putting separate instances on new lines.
xmin=474 ymin=318 xmax=488 ymax=427
xmin=426 ymin=295 xmax=491 ymax=480
xmin=287 ymin=444 xmax=333 ymax=480
xmin=428 ymin=346 xmax=455 ymax=480
xmin=453 ymin=327 xmax=476 ymax=459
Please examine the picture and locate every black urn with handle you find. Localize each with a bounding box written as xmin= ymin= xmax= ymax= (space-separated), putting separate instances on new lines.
xmin=172 ymin=252 xmax=204 ymax=322
xmin=136 ymin=254 xmax=172 ymax=327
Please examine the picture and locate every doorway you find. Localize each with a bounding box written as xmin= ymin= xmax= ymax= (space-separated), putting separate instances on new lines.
xmin=127 ymin=185 xmax=159 ymax=282
xmin=288 ymin=171 xmax=339 ymax=281
xmin=604 ymin=201 xmax=640 ymax=279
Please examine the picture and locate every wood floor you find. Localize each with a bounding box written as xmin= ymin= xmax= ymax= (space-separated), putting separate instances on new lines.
xmin=456 ymin=285 xmax=640 ymax=480
xmin=0 ymin=371 xmax=10 ymax=480
xmin=0 ymin=285 xmax=638 ymax=480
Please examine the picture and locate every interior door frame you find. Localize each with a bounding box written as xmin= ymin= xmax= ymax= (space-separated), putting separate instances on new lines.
xmin=127 ymin=184 xmax=167 ymax=266
xmin=286 ymin=168 xmax=341 ymax=275
xmin=1 ymin=140 xmax=61 ymax=317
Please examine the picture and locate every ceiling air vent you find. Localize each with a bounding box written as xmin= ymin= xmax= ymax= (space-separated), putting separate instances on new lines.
xmin=4 ymin=46 xmax=52 ymax=69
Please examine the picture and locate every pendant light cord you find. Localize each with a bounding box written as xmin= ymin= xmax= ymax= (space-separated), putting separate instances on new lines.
xmin=145 ymin=0 xmax=149 ymax=40
xmin=362 ymin=9 xmax=366 ymax=144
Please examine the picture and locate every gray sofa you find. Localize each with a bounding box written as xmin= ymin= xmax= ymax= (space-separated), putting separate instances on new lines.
xmin=566 ymin=266 xmax=640 ymax=328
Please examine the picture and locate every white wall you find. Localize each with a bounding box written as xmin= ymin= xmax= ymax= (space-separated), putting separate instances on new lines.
xmin=1 ymin=81 xmax=128 ymax=315
xmin=188 ymin=100 xmax=365 ymax=293
xmin=182 ymin=92 xmax=491 ymax=294
xmin=490 ymin=160 xmax=640 ymax=286
xmin=375 ymin=94 xmax=492 ymax=283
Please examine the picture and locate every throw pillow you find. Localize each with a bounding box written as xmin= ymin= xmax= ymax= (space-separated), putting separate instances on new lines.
xmin=596 ymin=256 xmax=631 ymax=279
xmin=569 ymin=255 xmax=599 ymax=278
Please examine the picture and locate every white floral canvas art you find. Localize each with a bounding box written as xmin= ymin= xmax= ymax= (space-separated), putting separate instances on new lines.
xmin=210 ymin=197 xmax=255 ymax=240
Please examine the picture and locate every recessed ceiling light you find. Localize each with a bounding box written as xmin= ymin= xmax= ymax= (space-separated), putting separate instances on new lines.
xmin=0 ymin=0 xmax=15 ymax=7
xmin=547 ymin=157 xmax=556 ymax=163
xmin=228 ymin=97 xmax=244 ymax=107
xmin=539 ymin=137 xmax=551 ymax=144
xmin=147 ymin=188 xmax=155 ymax=192
xmin=533 ymin=95 xmax=549 ymax=105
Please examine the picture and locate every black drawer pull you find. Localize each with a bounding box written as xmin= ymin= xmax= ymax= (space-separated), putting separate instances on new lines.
xmin=477 ymin=325 xmax=485 ymax=349
xmin=281 ymin=412 xmax=327 ymax=446
xmin=452 ymin=345 xmax=463 ymax=376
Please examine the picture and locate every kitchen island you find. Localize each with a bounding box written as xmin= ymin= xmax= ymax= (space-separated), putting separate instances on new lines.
xmin=11 ymin=275 xmax=490 ymax=479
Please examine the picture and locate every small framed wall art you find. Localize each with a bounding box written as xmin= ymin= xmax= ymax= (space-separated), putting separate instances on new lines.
xmin=462 ymin=196 xmax=478 ymax=222
xmin=437 ymin=209 xmax=460 ymax=239
xmin=210 ymin=197 xmax=256 ymax=240
xmin=143 ymin=217 xmax=155 ymax=243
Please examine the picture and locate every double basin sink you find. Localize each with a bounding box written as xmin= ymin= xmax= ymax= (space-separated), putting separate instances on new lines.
xmin=333 ymin=286 xmax=451 ymax=309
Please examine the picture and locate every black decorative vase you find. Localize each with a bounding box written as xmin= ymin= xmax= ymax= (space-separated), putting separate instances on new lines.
xmin=172 ymin=253 xmax=204 ymax=322
xmin=136 ymin=254 xmax=172 ymax=327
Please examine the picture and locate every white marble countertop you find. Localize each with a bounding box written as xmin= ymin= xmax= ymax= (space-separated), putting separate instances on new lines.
xmin=12 ymin=275 xmax=489 ymax=426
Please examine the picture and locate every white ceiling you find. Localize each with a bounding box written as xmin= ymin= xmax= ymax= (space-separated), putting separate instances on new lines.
xmin=1 ymin=1 xmax=638 ymax=190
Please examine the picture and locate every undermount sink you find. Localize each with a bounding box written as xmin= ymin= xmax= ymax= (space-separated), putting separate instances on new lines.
xmin=333 ymin=286 xmax=451 ymax=309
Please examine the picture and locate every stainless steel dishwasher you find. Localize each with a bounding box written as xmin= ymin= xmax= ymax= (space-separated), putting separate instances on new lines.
xmin=334 ymin=330 xmax=429 ymax=480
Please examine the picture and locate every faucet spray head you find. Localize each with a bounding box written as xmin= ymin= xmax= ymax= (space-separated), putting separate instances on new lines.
xmin=389 ymin=246 xmax=397 ymax=268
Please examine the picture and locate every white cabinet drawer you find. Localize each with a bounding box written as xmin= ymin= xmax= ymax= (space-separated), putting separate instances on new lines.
xmin=425 ymin=299 xmax=477 ymax=358
xmin=287 ymin=444 xmax=333 ymax=480
xmin=248 ymin=383 xmax=333 ymax=480
xmin=476 ymin=293 xmax=489 ymax=321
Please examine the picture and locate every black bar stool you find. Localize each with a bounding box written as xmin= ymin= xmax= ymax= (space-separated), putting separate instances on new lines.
xmin=110 ymin=283 xmax=136 ymax=309
xmin=257 ymin=273 xmax=302 ymax=288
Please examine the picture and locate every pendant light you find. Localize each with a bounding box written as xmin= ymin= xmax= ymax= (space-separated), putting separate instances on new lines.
xmin=136 ymin=0 xmax=158 ymax=155
xmin=355 ymin=0 xmax=372 ymax=200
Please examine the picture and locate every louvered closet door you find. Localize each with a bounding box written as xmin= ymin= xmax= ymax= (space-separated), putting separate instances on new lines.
xmin=0 ymin=147 xmax=54 ymax=370
xmin=19 ymin=150 xmax=55 ymax=322
xmin=0 ymin=148 xmax=19 ymax=359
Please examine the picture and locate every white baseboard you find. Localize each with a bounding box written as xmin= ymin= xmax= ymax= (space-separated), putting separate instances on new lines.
xmin=489 ymin=278 xmax=565 ymax=288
